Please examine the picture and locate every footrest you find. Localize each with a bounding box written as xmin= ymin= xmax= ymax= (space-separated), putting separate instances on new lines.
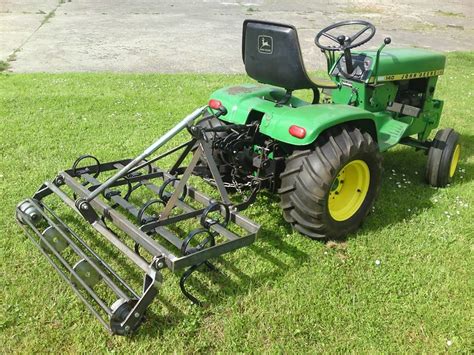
xmin=16 ymin=199 xmax=160 ymax=335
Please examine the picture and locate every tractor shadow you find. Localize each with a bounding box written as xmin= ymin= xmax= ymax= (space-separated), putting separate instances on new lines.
xmin=357 ymin=147 xmax=440 ymax=235
xmin=133 ymin=135 xmax=474 ymax=339
xmin=359 ymin=134 xmax=473 ymax=232
xmin=349 ymin=134 xmax=472 ymax=237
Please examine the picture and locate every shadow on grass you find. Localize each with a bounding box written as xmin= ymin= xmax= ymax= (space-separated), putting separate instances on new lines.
xmin=135 ymin=204 xmax=311 ymax=338
xmin=129 ymin=133 xmax=474 ymax=338
xmin=348 ymin=132 xmax=472 ymax=237
xmin=20 ymin=133 xmax=472 ymax=339
xmin=126 ymin=185 xmax=321 ymax=338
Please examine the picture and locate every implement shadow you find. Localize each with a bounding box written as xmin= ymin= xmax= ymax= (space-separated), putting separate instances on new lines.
xmin=95 ymin=135 xmax=474 ymax=338
xmin=134 ymin=195 xmax=312 ymax=338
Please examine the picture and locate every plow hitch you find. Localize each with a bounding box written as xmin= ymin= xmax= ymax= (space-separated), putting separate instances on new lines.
xmin=16 ymin=106 xmax=260 ymax=335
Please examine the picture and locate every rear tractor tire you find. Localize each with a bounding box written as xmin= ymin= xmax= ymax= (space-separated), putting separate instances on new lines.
xmin=425 ymin=128 xmax=461 ymax=187
xmin=278 ymin=126 xmax=383 ymax=239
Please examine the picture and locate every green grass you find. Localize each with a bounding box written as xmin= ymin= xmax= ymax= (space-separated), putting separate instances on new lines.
xmin=1 ymin=52 xmax=473 ymax=353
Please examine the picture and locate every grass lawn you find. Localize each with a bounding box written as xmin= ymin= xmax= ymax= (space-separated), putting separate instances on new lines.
xmin=0 ymin=52 xmax=473 ymax=353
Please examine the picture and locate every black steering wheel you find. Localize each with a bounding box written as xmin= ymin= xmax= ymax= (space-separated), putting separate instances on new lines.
xmin=315 ymin=20 xmax=376 ymax=51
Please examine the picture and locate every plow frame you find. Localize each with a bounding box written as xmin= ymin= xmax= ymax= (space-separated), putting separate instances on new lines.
xmin=16 ymin=106 xmax=261 ymax=335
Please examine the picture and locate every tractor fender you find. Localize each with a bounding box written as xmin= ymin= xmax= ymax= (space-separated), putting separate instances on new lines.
xmin=210 ymin=84 xmax=377 ymax=146
xmin=257 ymin=104 xmax=377 ymax=146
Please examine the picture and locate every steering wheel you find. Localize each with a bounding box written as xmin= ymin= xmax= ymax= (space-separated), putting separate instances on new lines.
xmin=315 ymin=20 xmax=376 ymax=51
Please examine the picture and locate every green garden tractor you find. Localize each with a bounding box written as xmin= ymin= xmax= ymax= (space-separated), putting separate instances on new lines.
xmin=16 ymin=20 xmax=461 ymax=334
xmin=204 ymin=19 xmax=460 ymax=238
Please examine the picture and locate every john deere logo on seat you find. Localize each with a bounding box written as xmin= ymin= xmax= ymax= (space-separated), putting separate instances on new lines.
xmin=258 ymin=35 xmax=273 ymax=54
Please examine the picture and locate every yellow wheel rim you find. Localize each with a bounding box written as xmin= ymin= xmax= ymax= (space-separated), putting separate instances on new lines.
xmin=449 ymin=144 xmax=460 ymax=178
xmin=328 ymin=160 xmax=370 ymax=221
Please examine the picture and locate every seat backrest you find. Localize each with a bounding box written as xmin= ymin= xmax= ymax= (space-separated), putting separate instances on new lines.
xmin=242 ymin=20 xmax=316 ymax=91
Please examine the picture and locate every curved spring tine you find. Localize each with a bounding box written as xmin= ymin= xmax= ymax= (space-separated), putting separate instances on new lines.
xmin=137 ymin=199 xmax=165 ymax=225
xmin=179 ymin=263 xmax=204 ymax=305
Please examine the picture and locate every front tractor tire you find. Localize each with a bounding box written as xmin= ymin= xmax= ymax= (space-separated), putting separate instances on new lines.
xmin=425 ymin=128 xmax=461 ymax=187
xmin=278 ymin=126 xmax=383 ymax=239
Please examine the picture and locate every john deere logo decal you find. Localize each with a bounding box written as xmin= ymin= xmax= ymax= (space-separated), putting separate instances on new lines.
xmin=258 ymin=35 xmax=273 ymax=54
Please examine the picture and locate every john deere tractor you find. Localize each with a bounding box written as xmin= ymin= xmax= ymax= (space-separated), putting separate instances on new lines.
xmin=200 ymin=19 xmax=460 ymax=238
xmin=16 ymin=20 xmax=460 ymax=334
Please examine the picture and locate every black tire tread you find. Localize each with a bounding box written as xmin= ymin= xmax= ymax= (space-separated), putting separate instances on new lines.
xmin=278 ymin=126 xmax=383 ymax=239
xmin=426 ymin=128 xmax=459 ymax=187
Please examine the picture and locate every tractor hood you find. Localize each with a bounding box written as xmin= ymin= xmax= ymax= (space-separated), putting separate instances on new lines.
xmin=358 ymin=48 xmax=446 ymax=82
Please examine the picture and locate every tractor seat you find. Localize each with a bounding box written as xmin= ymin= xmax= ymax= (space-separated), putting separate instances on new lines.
xmin=242 ymin=20 xmax=338 ymax=95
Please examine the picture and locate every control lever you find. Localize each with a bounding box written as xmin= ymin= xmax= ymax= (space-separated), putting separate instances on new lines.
xmin=372 ymin=37 xmax=391 ymax=85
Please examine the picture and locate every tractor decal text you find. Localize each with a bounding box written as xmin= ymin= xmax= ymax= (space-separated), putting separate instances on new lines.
xmin=377 ymin=69 xmax=444 ymax=82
